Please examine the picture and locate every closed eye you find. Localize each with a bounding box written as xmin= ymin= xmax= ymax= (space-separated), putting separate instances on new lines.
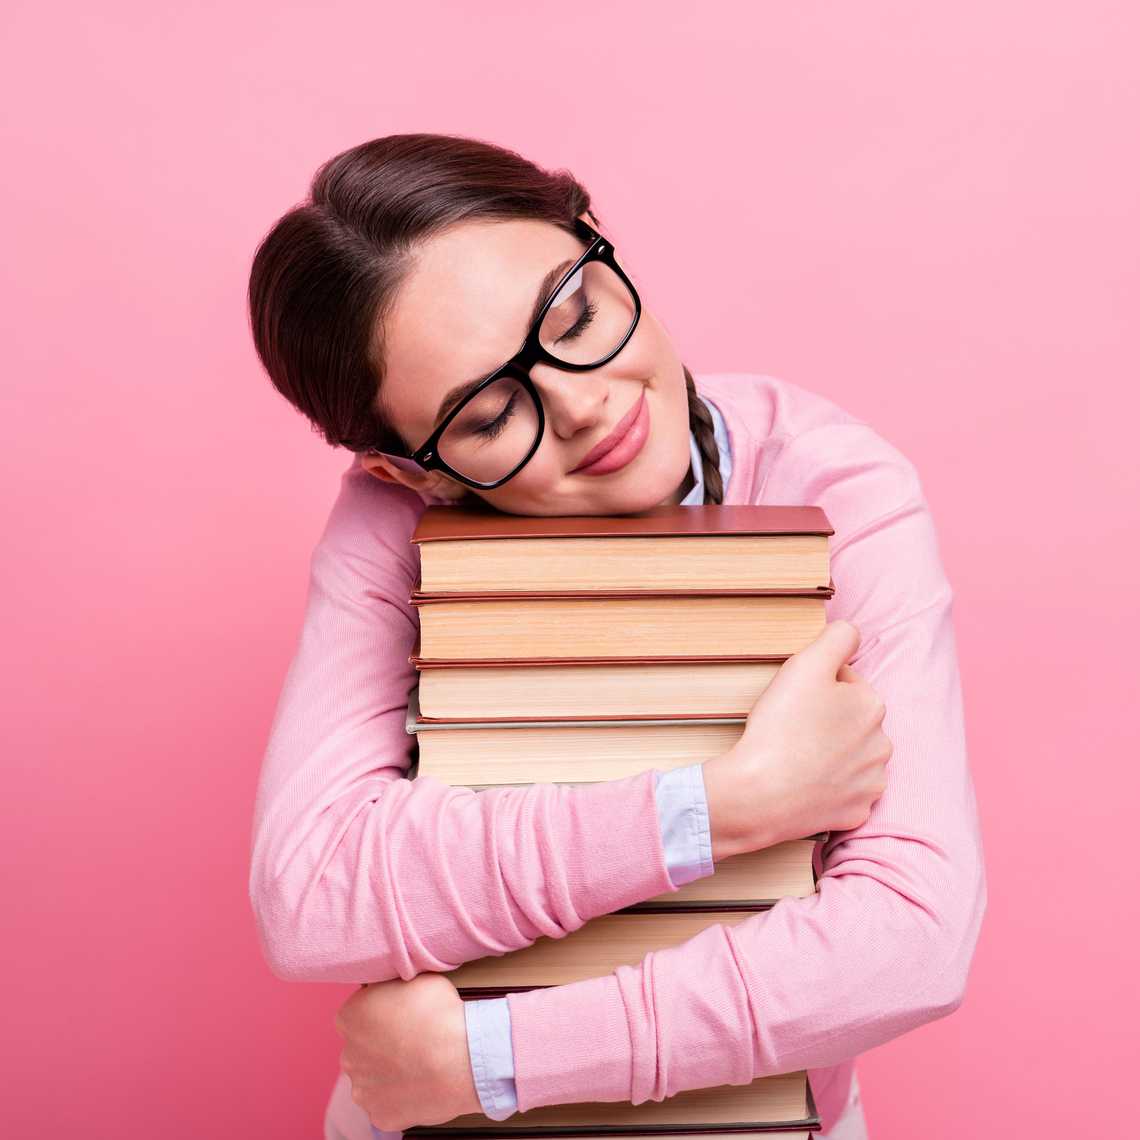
xmin=554 ymin=299 xmax=598 ymax=344
xmin=475 ymin=390 xmax=520 ymax=439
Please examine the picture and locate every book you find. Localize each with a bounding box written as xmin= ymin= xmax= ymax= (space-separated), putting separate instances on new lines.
xmin=410 ymin=501 xmax=833 ymax=595
xmin=444 ymin=908 xmax=788 ymax=991
xmin=406 ymin=681 xmax=749 ymax=783
xmin=405 ymin=688 xmax=825 ymax=911
xmin=406 ymin=1070 xmax=820 ymax=1135
xmin=410 ymin=591 xmax=830 ymax=662
xmin=412 ymin=657 xmax=786 ymax=721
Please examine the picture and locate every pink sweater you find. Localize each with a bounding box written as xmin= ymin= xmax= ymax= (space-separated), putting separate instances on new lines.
xmin=248 ymin=371 xmax=987 ymax=1138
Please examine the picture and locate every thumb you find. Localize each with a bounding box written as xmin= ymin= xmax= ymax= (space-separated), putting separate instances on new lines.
xmin=796 ymin=620 xmax=861 ymax=678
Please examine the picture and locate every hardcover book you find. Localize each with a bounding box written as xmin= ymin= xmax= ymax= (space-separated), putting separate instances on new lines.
xmin=406 ymin=1072 xmax=820 ymax=1136
xmin=410 ymin=501 xmax=833 ymax=595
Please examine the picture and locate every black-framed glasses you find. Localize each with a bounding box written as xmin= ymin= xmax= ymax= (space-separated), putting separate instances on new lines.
xmin=369 ymin=216 xmax=642 ymax=490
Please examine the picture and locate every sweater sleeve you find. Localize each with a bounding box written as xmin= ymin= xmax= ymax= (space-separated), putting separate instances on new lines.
xmin=463 ymin=763 xmax=715 ymax=1122
xmin=504 ymin=422 xmax=989 ymax=1109
xmin=248 ymin=474 xmax=680 ymax=983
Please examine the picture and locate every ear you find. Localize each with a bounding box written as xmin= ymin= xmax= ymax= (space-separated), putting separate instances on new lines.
xmin=359 ymin=453 xmax=407 ymax=485
xmin=359 ymin=452 xmax=472 ymax=504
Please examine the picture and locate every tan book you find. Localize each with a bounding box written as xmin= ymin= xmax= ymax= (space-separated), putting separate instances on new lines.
xmin=441 ymin=912 xmax=823 ymax=1130
xmin=408 ymin=700 xmax=749 ymax=787
xmin=410 ymin=501 xmax=833 ymax=595
xmin=411 ymin=591 xmax=829 ymax=663
xmin=447 ymin=909 xmax=776 ymax=991
xmin=408 ymin=1070 xmax=818 ymax=1135
xmin=406 ymin=692 xmax=826 ymax=910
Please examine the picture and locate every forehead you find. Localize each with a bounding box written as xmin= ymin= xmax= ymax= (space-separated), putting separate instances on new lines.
xmin=382 ymin=218 xmax=582 ymax=434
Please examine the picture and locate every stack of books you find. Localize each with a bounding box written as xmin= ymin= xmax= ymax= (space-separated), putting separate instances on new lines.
xmin=402 ymin=500 xmax=836 ymax=1140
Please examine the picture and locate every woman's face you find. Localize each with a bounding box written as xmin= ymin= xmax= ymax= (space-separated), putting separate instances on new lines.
xmin=362 ymin=215 xmax=696 ymax=516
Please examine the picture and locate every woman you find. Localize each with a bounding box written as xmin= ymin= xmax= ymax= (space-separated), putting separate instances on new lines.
xmin=247 ymin=133 xmax=986 ymax=1140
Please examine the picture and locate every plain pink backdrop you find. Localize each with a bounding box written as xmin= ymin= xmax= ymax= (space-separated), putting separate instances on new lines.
xmin=2 ymin=2 xmax=1136 ymax=1136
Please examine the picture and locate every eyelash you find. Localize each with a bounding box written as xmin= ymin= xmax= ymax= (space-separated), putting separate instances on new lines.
xmin=556 ymin=299 xmax=598 ymax=345
xmin=474 ymin=299 xmax=599 ymax=439
xmin=476 ymin=390 xmax=520 ymax=439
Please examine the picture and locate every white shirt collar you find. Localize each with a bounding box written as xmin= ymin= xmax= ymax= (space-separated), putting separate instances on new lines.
xmin=679 ymin=394 xmax=732 ymax=505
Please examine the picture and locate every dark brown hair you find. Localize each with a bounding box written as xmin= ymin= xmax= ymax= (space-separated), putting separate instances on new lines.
xmin=247 ymin=132 xmax=723 ymax=503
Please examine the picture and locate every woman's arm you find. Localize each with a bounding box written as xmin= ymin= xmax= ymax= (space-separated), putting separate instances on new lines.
xmin=463 ymin=761 xmax=715 ymax=1121
xmin=502 ymin=422 xmax=988 ymax=1109
xmin=248 ymin=470 xmax=689 ymax=983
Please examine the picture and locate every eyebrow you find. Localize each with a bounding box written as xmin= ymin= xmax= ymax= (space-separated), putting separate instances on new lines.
xmin=432 ymin=257 xmax=578 ymax=424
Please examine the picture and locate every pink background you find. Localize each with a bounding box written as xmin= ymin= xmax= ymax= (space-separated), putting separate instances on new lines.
xmin=2 ymin=2 xmax=1136 ymax=1136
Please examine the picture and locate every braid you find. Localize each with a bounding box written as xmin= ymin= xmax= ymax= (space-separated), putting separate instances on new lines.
xmin=684 ymin=365 xmax=724 ymax=504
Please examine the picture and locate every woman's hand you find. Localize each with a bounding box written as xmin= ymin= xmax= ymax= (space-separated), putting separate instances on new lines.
xmin=702 ymin=619 xmax=893 ymax=858
xmin=334 ymin=972 xmax=483 ymax=1132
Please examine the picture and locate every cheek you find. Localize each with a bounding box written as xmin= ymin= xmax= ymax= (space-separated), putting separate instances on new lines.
xmin=614 ymin=308 xmax=674 ymax=378
xmin=474 ymin=449 xmax=563 ymax=510
xmin=515 ymin=448 xmax=566 ymax=491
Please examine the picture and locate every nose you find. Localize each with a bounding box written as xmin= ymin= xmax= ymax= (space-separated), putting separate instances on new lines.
xmin=529 ymin=361 xmax=609 ymax=440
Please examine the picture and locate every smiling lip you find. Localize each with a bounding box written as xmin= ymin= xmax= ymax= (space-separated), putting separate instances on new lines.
xmin=569 ymin=389 xmax=649 ymax=476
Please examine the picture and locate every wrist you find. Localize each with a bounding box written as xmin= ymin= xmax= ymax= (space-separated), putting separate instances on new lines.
xmin=701 ymin=754 xmax=751 ymax=861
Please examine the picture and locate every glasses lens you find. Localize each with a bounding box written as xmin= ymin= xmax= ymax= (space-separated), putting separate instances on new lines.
xmin=538 ymin=260 xmax=637 ymax=366
xmin=437 ymin=374 xmax=540 ymax=485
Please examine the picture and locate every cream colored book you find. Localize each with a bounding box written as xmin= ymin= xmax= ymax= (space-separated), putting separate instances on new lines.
xmin=414 ymin=657 xmax=785 ymax=720
xmin=411 ymin=714 xmax=747 ymax=786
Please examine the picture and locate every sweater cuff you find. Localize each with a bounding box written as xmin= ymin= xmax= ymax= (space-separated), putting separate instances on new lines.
xmin=505 ymin=974 xmax=633 ymax=1110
